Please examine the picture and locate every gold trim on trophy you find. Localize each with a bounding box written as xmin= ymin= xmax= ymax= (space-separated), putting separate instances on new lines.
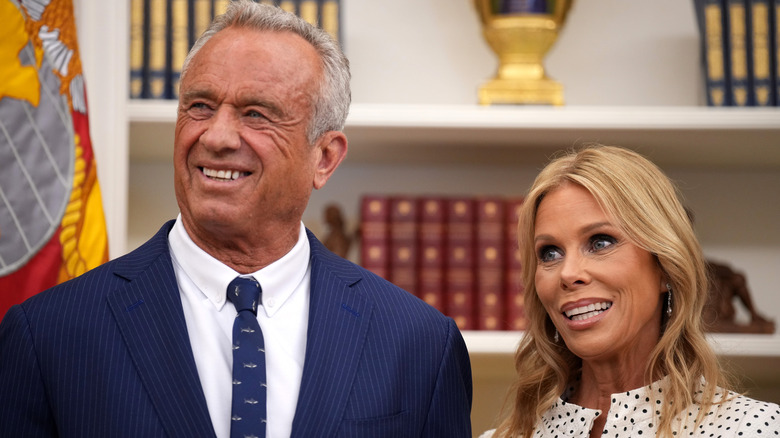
xmin=473 ymin=0 xmax=574 ymax=106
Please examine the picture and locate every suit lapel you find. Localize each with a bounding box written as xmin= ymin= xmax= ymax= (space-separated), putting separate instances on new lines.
xmin=107 ymin=222 xmax=216 ymax=437
xmin=291 ymin=232 xmax=373 ymax=438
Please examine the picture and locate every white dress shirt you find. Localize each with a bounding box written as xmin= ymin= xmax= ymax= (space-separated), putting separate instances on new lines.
xmin=168 ymin=215 xmax=310 ymax=438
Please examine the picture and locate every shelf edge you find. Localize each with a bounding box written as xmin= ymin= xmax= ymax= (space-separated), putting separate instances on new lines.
xmin=464 ymin=331 xmax=780 ymax=357
xmin=128 ymin=101 xmax=780 ymax=130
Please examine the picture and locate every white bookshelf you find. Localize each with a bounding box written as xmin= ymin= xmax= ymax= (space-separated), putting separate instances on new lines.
xmin=129 ymin=101 xmax=780 ymax=168
xmin=76 ymin=0 xmax=780 ymax=433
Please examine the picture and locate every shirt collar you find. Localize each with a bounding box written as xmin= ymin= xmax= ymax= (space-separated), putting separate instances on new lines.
xmin=168 ymin=215 xmax=310 ymax=317
xmin=546 ymin=376 xmax=675 ymax=425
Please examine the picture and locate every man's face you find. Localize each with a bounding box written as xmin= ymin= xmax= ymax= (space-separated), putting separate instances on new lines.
xmin=173 ymin=26 xmax=324 ymax=251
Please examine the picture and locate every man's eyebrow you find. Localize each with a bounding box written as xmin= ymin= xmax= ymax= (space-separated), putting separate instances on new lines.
xmin=179 ymin=88 xmax=213 ymax=102
xmin=236 ymin=95 xmax=287 ymax=120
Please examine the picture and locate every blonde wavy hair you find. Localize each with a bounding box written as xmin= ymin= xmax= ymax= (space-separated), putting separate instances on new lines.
xmin=494 ymin=145 xmax=728 ymax=438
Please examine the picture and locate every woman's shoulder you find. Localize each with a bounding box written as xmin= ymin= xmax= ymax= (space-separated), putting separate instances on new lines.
xmin=727 ymin=392 xmax=780 ymax=415
xmin=705 ymin=390 xmax=780 ymax=432
xmin=478 ymin=429 xmax=496 ymax=438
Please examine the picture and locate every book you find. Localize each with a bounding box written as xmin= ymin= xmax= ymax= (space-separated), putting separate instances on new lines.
xmin=726 ymin=0 xmax=753 ymax=105
xmin=694 ymin=0 xmax=731 ymax=105
xmin=299 ymin=0 xmax=319 ymax=27
xmin=320 ymin=0 xmax=341 ymax=43
xmin=130 ymin=0 xmax=145 ymax=98
xmin=359 ymin=195 xmax=391 ymax=279
xmin=445 ymin=198 xmax=476 ymax=331
xmin=504 ymin=197 xmax=527 ymax=331
xmin=388 ymin=197 xmax=419 ymax=296
xmin=772 ymin=0 xmax=780 ymax=105
xmin=748 ymin=0 xmax=775 ymax=105
xmin=279 ymin=0 xmax=297 ymax=13
xmin=191 ymin=0 xmax=212 ymax=47
xmin=416 ymin=197 xmax=447 ymax=313
xmin=147 ymin=0 xmax=168 ymax=99
xmin=132 ymin=0 xmax=343 ymax=100
xmin=475 ymin=198 xmax=505 ymax=330
xmin=357 ymin=194 xmax=532 ymax=330
xmin=214 ymin=0 xmax=230 ymax=16
xmin=170 ymin=0 xmax=188 ymax=98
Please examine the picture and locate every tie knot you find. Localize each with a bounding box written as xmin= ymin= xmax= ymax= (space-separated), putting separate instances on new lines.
xmin=227 ymin=276 xmax=262 ymax=315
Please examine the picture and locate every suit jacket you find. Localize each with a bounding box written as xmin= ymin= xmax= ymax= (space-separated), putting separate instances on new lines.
xmin=0 ymin=221 xmax=472 ymax=437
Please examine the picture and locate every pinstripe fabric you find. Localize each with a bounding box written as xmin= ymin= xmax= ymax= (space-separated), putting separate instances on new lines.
xmin=291 ymin=230 xmax=473 ymax=437
xmin=0 ymin=221 xmax=473 ymax=437
xmin=0 ymin=222 xmax=214 ymax=437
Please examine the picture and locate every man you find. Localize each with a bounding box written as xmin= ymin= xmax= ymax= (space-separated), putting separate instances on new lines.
xmin=0 ymin=2 xmax=473 ymax=437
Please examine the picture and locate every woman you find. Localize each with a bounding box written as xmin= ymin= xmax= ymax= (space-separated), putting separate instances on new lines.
xmin=481 ymin=145 xmax=779 ymax=437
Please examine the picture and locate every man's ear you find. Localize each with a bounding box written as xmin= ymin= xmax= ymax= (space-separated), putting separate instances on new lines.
xmin=313 ymin=130 xmax=347 ymax=190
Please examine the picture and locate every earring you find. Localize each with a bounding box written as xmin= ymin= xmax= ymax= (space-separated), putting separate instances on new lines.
xmin=553 ymin=329 xmax=559 ymax=343
xmin=666 ymin=283 xmax=673 ymax=317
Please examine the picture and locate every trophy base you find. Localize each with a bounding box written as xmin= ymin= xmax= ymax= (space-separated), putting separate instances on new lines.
xmin=478 ymin=78 xmax=564 ymax=106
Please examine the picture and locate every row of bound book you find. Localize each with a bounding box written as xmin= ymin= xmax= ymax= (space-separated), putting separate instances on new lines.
xmin=129 ymin=0 xmax=341 ymax=100
xmin=360 ymin=195 xmax=528 ymax=332
xmin=694 ymin=0 xmax=780 ymax=106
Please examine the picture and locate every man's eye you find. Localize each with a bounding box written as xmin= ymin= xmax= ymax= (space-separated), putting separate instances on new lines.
xmin=538 ymin=246 xmax=562 ymax=262
xmin=190 ymin=102 xmax=208 ymax=109
xmin=590 ymin=234 xmax=616 ymax=252
xmin=246 ymin=110 xmax=265 ymax=119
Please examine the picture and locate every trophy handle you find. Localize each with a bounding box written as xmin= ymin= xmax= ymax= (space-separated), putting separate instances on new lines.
xmin=473 ymin=0 xmax=494 ymax=24
xmin=552 ymin=0 xmax=574 ymax=25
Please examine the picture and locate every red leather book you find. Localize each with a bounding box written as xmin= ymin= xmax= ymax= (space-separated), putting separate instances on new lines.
xmin=388 ymin=196 xmax=418 ymax=295
xmin=504 ymin=197 xmax=527 ymax=331
xmin=359 ymin=195 xmax=390 ymax=279
xmin=416 ymin=197 xmax=447 ymax=313
xmin=475 ymin=197 xmax=506 ymax=330
xmin=445 ymin=197 xmax=476 ymax=331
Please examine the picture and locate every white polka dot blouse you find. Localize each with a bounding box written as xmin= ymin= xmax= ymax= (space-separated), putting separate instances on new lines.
xmin=479 ymin=378 xmax=779 ymax=437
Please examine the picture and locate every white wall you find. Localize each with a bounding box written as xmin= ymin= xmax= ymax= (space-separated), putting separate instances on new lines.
xmin=343 ymin=0 xmax=702 ymax=106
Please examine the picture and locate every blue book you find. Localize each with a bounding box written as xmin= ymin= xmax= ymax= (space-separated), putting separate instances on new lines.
xmin=169 ymin=0 xmax=188 ymax=98
xmin=130 ymin=0 xmax=145 ymax=98
xmin=772 ymin=0 xmax=779 ymax=105
xmin=725 ymin=0 xmax=754 ymax=105
xmin=319 ymin=0 xmax=341 ymax=43
xmin=146 ymin=0 xmax=167 ymax=99
xmin=694 ymin=0 xmax=732 ymax=105
xmin=747 ymin=0 xmax=775 ymax=105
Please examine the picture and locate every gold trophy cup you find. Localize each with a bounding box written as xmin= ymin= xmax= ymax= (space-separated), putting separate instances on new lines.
xmin=473 ymin=0 xmax=574 ymax=105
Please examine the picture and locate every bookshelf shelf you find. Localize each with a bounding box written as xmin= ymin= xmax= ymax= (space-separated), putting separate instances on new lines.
xmin=129 ymin=101 xmax=780 ymax=168
xmin=463 ymin=331 xmax=780 ymax=357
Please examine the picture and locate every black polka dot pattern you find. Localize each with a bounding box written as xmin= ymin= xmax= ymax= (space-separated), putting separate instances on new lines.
xmin=479 ymin=379 xmax=780 ymax=438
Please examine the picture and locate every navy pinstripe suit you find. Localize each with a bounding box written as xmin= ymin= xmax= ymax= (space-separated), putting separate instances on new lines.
xmin=0 ymin=221 xmax=472 ymax=437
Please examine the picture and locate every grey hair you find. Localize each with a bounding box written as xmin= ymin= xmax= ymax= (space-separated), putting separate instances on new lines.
xmin=180 ymin=0 xmax=351 ymax=144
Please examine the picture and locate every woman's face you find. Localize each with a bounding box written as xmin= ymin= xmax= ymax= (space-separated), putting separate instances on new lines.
xmin=533 ymin=183 xmax=665 ymax=368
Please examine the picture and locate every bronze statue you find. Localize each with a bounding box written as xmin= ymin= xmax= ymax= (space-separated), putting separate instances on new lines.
xmin=685 ymin=206 xmax=774 ymax=334
xmin=322 ymin=203 xmax=352 ymax=259
xmin=702 ymin=260 xmax=775 ymax=334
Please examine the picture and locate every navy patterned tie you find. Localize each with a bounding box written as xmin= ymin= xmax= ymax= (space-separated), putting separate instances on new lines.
xmin=227 ymin=276 xmax=267 ymax=438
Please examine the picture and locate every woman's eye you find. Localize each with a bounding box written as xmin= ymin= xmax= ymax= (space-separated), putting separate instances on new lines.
xmin=590 ymin=234 xmax=616 ymax=252
xmin=538 ymin=246 xmax=562 ymax=262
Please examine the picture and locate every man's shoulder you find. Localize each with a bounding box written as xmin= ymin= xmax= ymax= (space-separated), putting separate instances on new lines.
xmin=308 ymin=232 xmax=451 ymax=324
xmin=18 ymin=221 xmax=175 ymax=312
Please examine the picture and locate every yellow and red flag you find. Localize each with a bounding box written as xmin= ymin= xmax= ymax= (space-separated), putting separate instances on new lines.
xmin=0 ymin=0 xmax=108 ymax=318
